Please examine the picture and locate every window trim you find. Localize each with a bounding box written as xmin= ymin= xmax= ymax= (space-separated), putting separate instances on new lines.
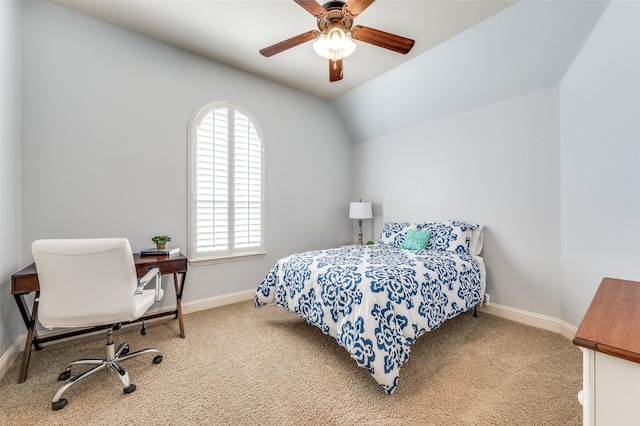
xmin=187 ymin=100 xmax=266 ymax=265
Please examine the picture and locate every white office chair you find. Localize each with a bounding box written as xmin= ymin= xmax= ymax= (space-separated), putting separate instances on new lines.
xmin=31 ymin=238 xmax=165 ymax=411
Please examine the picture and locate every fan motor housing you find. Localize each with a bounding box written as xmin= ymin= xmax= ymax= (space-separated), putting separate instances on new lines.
xmin=318 ymin=1 xmax=353 ymax=31
xmin=322 ymin=1 xmax=346 ymax=11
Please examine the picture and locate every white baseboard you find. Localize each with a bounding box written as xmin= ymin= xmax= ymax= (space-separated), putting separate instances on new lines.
xmin=0 ymin=290 xmax=575 ymax=381
xmin=479 ymin=302 xmax=577 ymax=341
xmin=181 ymin=289 xmax=255 ymax=314
xmin=0 ymin=336 xmax=26 ymax=383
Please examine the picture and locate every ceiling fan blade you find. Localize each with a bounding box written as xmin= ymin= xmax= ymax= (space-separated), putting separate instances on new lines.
xmin=259 ymin=30 xmax=320 ymax=57
xmin=351 ymin=25 xmax=415 ymax=54
xmin=294 ymin=0 xmax=326 ymax=18
xmin=343 ymin=0 xmax=375 ymax=18
xmin=329 ymin=59 xmax=343 ymax=82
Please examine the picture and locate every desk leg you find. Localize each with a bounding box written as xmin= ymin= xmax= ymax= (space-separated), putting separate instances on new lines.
xmin=173 ymin=272 xmax=186 ymax=338
xmin=15 ymin=291 xmax=41 ymax=383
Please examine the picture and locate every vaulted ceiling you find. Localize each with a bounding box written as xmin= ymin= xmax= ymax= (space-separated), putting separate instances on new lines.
xmin=50 ymin=0 xmax=517 ymax=100
xmin=332 ymin=0 xmax=610 ymax=142
xmin=47 ymin=0 xmax=610 ymax=143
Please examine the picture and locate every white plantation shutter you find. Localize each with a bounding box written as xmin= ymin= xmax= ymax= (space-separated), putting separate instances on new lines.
xmin=189 ymin=102 xmax=265 ymax=263
xmin=233 ymin=111 xmax=263 ymax=248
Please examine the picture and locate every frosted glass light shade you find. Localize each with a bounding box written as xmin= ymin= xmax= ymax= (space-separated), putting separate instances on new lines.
xmin=313 ymin=28 xmax=357 ymax=61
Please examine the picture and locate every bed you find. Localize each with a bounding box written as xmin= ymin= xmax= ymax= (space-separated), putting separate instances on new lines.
xmin=255 ymin=220 xmax=486 ymax=394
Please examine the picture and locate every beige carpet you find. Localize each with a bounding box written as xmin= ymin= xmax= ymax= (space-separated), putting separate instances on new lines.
xmin=0 ymin=300 xmax=582 ymax=425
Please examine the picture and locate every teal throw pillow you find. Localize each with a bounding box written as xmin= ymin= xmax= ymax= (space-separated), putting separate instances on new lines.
xmin=401 ymin=230 xmax=431 ymax=250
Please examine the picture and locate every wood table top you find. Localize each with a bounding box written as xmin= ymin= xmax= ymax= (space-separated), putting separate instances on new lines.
xmin=574 ymin=277 xmax=640 ymax=363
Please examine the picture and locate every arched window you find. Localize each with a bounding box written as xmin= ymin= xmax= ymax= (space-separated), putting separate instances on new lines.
xmin=188 ymin=101 xmax=265 ymax=264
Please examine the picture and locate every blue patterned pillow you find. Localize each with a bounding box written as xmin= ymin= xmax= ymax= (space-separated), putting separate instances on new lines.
xmin=401 ymin=230 xmax=431 ymax=250
xmin=378 ymin=222 xmax=420 ymax=247
xmin=450 ymin=220 xmax=484 ymax=255
xmin=423 ymin=221 xmax=476 ymax=254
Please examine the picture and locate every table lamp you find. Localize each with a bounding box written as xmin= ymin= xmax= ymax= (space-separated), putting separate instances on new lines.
xmin=349 ymin=201 xmax=372 ymax=245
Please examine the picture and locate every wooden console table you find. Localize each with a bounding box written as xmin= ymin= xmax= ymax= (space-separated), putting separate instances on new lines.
xmin=11 ymin=253 xmax=188 ymax=383
xmin=573 ymin=277 xmax=640 ymax=425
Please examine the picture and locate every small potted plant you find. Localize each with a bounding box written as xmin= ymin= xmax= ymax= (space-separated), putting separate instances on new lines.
xmin=151 ymin=235 xmax=172 ymax=250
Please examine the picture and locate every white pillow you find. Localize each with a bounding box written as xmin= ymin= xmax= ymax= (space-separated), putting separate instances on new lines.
xmin=469 ymin=225 xmax=485 ymax=255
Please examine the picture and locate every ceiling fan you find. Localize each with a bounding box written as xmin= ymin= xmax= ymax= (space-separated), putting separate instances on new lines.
xmin=259 ymin=0 xmax=415 ymax=82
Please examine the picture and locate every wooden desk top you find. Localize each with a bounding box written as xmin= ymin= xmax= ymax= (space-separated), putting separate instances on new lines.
xmin=573 ymin=277 xmax=640 ymax=364
xmin=11 ymin=253 xmax=187 ymax=295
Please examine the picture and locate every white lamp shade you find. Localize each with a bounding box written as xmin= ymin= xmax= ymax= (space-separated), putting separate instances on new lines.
xmin=349 ymin=202 xmax=372 ymax=219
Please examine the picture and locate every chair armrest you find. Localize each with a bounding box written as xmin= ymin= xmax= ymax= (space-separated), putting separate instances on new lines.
xmin=135 ymin=267 xmax=164 ymax=302
xmin=138 ymin=267 xmax=160 ymax=287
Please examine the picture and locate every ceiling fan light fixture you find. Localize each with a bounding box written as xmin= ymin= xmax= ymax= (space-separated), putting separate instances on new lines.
xmin=312 ymin=26 xmax=356 ymax=60
xmin=260 ymin=0 xmax=415 ymax=82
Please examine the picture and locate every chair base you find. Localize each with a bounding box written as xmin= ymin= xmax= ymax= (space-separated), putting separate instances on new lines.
xmin=51 ymin=327 xmax=162 ymax=411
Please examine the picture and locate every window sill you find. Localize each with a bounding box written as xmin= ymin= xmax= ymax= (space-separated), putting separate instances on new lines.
xmin=188 ymin=251 xmax=266 ymax=266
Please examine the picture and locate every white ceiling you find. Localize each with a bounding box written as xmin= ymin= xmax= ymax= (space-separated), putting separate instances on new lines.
xmin=49 ymin=0 xmax=517 ymax=100
xmin=333 ymin=0 xmax=610 ymax=142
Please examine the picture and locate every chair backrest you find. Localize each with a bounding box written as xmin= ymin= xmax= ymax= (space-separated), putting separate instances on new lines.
xmin=32 ymin=238 xmax=141 ymax=329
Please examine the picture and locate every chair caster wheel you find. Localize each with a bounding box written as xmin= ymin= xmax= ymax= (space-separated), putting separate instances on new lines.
xmin=58 ymin=370 xmax=71 ymax=381
xmin=124 ymin=384 xmax=136 ymax=394
xmin=121 ymin=345 xmax=129 ymax=356
xmin=52 ymin=398 xmax=68 ymax=411
xmin=153 ymin=355 xmax=163 ymax=364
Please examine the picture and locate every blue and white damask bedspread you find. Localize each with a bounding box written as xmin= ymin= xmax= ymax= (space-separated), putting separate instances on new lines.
xmin=254 ymin=244 xmax=486 ymax=394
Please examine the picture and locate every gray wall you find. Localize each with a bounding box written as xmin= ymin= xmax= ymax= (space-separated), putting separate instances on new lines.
xmin=349 ymin=88 xmax=562 ymax=318
xmin=560 ymin=1 xmax=640 ymax=326
xmin=18 ymin=2 xmax=352 ymax=311
xmin=0 ymin=0 xmax=23 ymax=365
xmin=339 ymin=0 xmax=640 ymax=327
